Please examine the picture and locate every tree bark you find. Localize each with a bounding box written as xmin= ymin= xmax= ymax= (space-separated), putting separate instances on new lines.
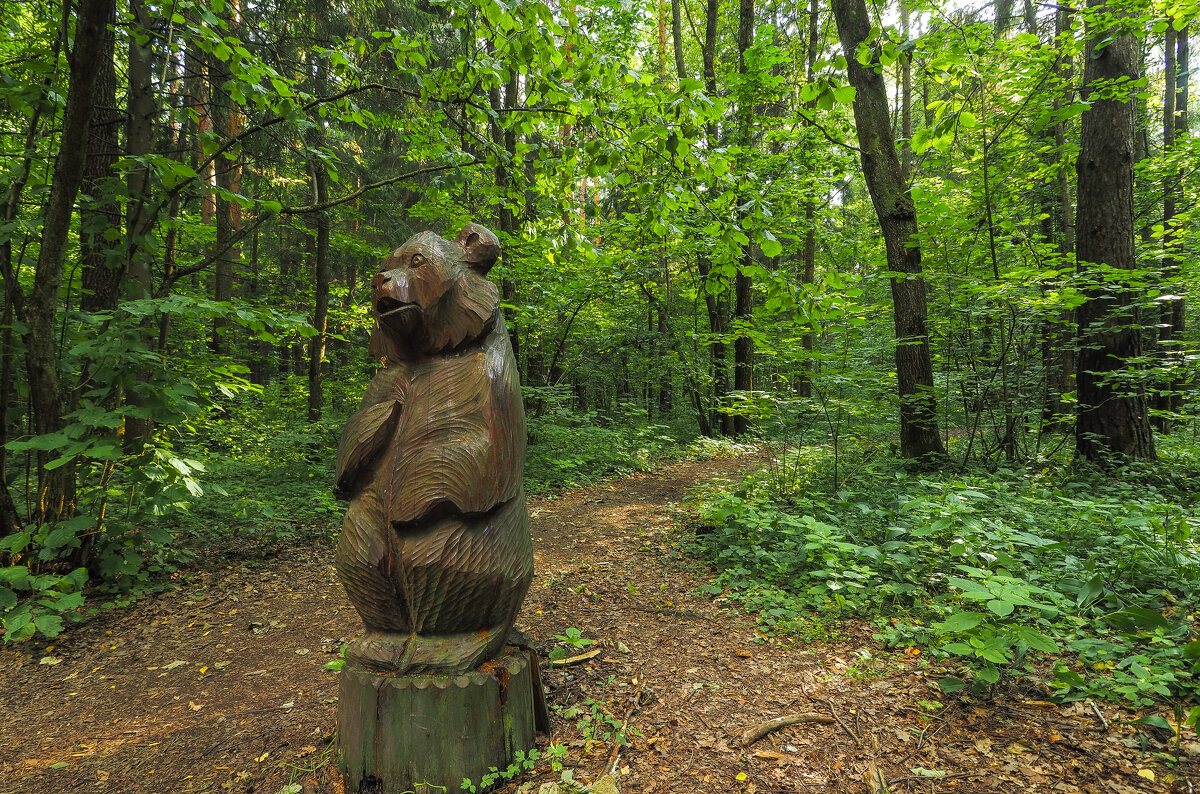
xmin=831 ymin=0 xmax=945 ymax=461
xmin=21 ymin=0 xmax=115 ymax=524
xmin=732 ymin=0 xmax=755 ymax=437
xmin=702 ymin=0 xmax=732 ymax=435
xmin=123 ymin=0 xmax=158 ymax=449
xmin=670 ymin=0 xmax=687 ymax=80
xmin=1041 ymin=6 xmax=1075 ymax=430
xmin=79 ymin=20 xmax=121 ymax=314
xmin=1073 ymin=0 xmax=1155 ymax=461
xmin=799 ymin=0 xmax=820 ymax=399
xmin=209 ymin=5 xmax=243 ymax=356
xmin=1155 ymin=24 xmax=1188 ymax=431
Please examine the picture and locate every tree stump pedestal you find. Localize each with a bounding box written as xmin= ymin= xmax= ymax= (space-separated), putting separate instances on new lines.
xmin=337 ymin=647 xmax=537 ymax=794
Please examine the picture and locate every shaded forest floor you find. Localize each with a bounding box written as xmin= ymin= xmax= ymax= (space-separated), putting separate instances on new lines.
xmin=2 ymin=452 xmax=1196 ymax=793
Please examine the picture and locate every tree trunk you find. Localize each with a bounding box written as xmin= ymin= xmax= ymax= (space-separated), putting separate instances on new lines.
xmin=489 ymin=43 xmax=521 ymax=366
xmin=79 ymin=20 xmax=121 ymax=314
xmin=1041 ymin=6 xmax=1076 ymax=430
xmin=799 ymin=0 xmax=820 ymax=399
xmin=732 ymin=0 xmax=755 ymax=437
xmin=899 ymin=1 xmax=913 ymax=182
xmin=123 ymin=0 xmax=158 ymax=449
xmin=831 ymin=0 xmax=945 ymax=462
xmin=670 ymin=0 xmax=687 ymax=80
xmin=701 ymin=0 xmax=732 ymax=435
xmin=0 ymin=291 xmax=21 ymax=536
xmin=209 ymin=7 xmax=242 ymax=356
xmin=1074 ymin=0 xmax=1155 ymax=461
xmin=21 ymin=0 xmax=115 ymax=524
xmin=306 ymin=168 xmax=330 ymax=421
xmin=1155 ymin=23 xmax=1188 ymax=431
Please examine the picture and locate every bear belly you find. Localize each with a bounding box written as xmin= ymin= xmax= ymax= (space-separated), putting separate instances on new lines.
xmin=335 ymin=491 xmax=533 ymax=673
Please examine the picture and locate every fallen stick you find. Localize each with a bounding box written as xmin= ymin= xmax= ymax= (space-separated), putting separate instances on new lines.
xmin=604 ymin=676 xmax=650 ymax=777
xmin=551 ymin=647 xmax=603 ymax=667
xmin=825 ymin=699 xmax=861 ymax=746
xmin=738 ymin=712 xmax=834 ymax=747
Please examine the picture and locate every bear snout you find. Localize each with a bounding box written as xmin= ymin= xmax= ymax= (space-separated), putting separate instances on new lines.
xmin=373 ymin=270 xmax=412 ymax=305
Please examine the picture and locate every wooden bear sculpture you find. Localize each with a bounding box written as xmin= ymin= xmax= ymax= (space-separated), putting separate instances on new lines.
xmin=333 ymin=223 xmax=532 ymax=675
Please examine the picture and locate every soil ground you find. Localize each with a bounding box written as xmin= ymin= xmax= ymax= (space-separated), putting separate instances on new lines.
xmin=1 ymin=452 xmax=1196 ymax=794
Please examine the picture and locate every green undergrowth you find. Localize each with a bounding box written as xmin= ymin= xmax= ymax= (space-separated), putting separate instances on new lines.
xmin=685 ymin=433 xmax=1200 ymax=716
xmin=173 ymin=383 xmax=736 ymax=550
xmin=524 ymin=389 xmax=753 ymax=493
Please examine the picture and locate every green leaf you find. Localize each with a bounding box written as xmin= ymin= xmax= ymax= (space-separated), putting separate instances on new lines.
xmin=932 ymin=611 xmax=985 ymax=634
xmin=1102 ymin=606 xmax=1175 ymax=633
xmin=759 ymin=231 xmax=783 ymax=259
xmin=987 ymin=599 xmax=1015 ymax=617
xmin=1130 ymin=715 xmax=1172 ymax=731
xmin=832 ymin=84 xmax=856 ymax=104
xmin=938 ymin=676 xmax=966 ymax=693
xmin=1054 ymin=667 xmax=1085 ymax=687
xmin=1076 ymin=573 xmax=1104 ymax=607
xmin=33 ymin=613 xmax=64 ymax=637
xmin=974 ymin=665 xmax=1000 ymax=684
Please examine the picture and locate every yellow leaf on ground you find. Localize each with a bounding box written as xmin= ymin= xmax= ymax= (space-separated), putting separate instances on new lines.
xmin=1138 ymin=770 xmax=1156 ymax=782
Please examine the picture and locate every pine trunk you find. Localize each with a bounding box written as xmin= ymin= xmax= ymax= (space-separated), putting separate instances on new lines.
xmin=1074 ymin=0 xmax=1155 ymax=461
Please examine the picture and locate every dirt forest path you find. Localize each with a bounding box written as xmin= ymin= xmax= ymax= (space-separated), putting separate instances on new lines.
xmin=1 ymin=453 xmax=1192 ymax=794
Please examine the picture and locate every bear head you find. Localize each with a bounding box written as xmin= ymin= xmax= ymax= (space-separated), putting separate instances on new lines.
xmin=369 ymin=223 xmax=502 ymax=362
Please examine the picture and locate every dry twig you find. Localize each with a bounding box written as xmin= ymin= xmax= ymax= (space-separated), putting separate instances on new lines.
xmin=605 ymin=676 xmax=651 ymax=776
xmin=551 ymin=647 xmax=603 ymax=667
xmin=825 ymin=699 xmax=861 ymax=746
xmin=738 ymin=712 xmax=834 ymax=747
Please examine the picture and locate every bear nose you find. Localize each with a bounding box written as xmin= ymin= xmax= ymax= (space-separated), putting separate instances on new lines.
xmin=372 ymin=272 xmax=390 ymax=290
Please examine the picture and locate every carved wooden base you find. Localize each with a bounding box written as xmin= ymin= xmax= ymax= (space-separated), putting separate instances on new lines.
xmin=337 ymin=647 xmax=537 ymax=794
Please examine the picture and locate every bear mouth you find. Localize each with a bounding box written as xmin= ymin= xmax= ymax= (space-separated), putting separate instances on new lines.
xmin=375 ymin=297 xmax=418 ymax=318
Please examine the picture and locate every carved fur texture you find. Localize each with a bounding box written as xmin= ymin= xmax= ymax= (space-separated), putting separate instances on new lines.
xmin=334 ymin=224 xmax=532 ymax=675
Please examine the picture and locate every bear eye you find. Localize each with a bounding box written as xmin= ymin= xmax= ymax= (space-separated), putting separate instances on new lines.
xmin=410 ymin=253 xmax=425 ymax=268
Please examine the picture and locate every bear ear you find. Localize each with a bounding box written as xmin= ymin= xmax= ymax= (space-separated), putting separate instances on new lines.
xmin=455 ymin=223 xmax=500 ymax=275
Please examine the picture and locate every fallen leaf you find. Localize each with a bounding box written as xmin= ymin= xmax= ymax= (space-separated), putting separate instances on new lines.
xmin=974 ymin=736 xmax=994 ymax=756
xmin=295 ymin=648 xmax=310 ymax=655
xmin=189 ymin=701 xmax=203 ymax=712
xmin=199 ymin=666 xmax=208 ymax=674
xmin=163 ymin=660 xmax=186 ymax=671
xmin=1137 ymin=770 xmax=1156 ymax=782
xmin=734 ymin=649 xmax=753 ymax=658
xmin=255 ymin=751 xmax=270 ymax=763
xmin=752 ymin=750 xmax=785 ymax=760
xmin=40 ymin=657 xmax=62 ymax=666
